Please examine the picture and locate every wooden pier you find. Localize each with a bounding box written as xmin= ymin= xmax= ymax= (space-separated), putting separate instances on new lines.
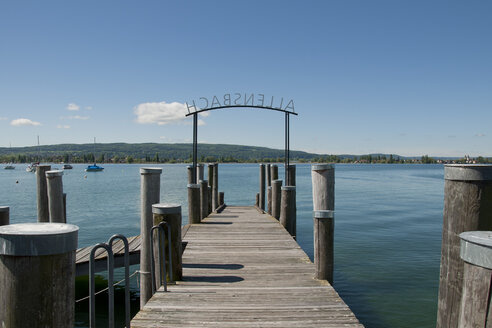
xmin=131 ymin=205 xmax=363 ymax=327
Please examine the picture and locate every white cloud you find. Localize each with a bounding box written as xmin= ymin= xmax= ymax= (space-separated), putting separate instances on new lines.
xmin=10 ymin=118 xmax=41 ymax=126
xmin=67 ymin=103 xmax=80 ymax=111
xmin=134 ymin=101 xmax=203 ymax=125
xmin=57 ymin=125 xmax=71 ymax=129
xmin=85 ymin=106 xmax=93 ymax=110
xmin=69 ymin=115 xmax=89 ymax=120
xmin=475 ymin=133 xmax=486 ymax=137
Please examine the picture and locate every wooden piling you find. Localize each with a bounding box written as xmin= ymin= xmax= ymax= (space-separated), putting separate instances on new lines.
xmin=314 ymin=210 xmax=335 ymax=284
xmin=208 ymin=186 xmax=212 ymax=215
xmin=311 ymin=164 xmax=334 ymax=211
xmin=272 ymin=179 xmax=282 ymax=220
xmin=199 ymin=180 xmax=209 ymax=221
xmin=0 ymin=223 xmax=78 ymax=327
xmin=280 ymin=186 xmax=296 ymax=238
xmin=196 ymin=163 xmax=204 ymax=182
xmin=0 ymin=206 xmax=9 ymax=226
xmin=139 ymin=167 xmax=162 ymax=308
xmin=187 ymin=165 xmax=194 ymax=184
xmin=255 ymin=193 xmax=259 ymax=208
xmin=36 ymin=165 xmax=51 ymax=222
xmin=437 ymin=165 xmax=492 ymax=328
xmin=270 ymin=164 xmax=278 ymax=183
xmin=287 ymin=164 xmax=296 ymax=186
xmin=267 ymin=186 xmax=272 ymax=215
xmin=266 ymin=164 xmax=271 ymax=187
xmin=259 ymin=164 xmax=265 ymax=211
xmin=152 ymin=204 xmax=183 ymax=281
xmin=212 ymin=164 xmax=219 ymax=211
xmin=219 ymin=192 xmax=224 ymax=206
xmin=46 ymin=170 xmax=65 ymax=223
xmin=188 ymin=184 xmax=200 ymax=224
xmin=458 ymin=231 xmax=492 ymax=328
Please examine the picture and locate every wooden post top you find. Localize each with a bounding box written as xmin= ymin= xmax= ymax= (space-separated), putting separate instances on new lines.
xmin=46 ymin=170 xmax=64 ymax=177
xmin=140 ymin=167 xmax=162 ymax=175
xmin=187 ymin=184 xmax=200 ymax=189
xmin=312 ymin=164 xmax=334 ymax=171
xmin=460 ymin=231 xmax=492 ymax=269
xmin=0 ymin=223 xmax=78 ymax=256
xmin=0 ymin=207 xmax=9 ymax=213
xmin=445 ymin=164 xmax=492 ymax=181
xmin=152 ymin=204 xmax=181 ymax=215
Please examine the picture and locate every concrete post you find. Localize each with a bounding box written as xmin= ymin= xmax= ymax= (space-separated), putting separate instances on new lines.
xmin=36 ymin=165 xmax=51 ymax=222
xmin=280 ymin=186 xmax=296 ymax=237
xmin=212 ymin=163 xmax=219 ymax=211
xmin=311 ymin=164 xmax=335 ymax=211
xmin=437 ymin=165 xmax=492 ymax=328
xmin=0 ymin=223 xmax=78 ymax=327
xmin=259 ymin=164 xmax=265 ymax=211
xmin=0 ymin=206 xmax=9 ymax=226
xmin=139 ymin=167 xmax=162 ymax=308
xmin=152 ymin=204 xmax=183 ymax=282
xmin=46 ymin=170 xmax=65 ymax=223
xmin=197 ymin=163 xmax=204 ymax=182
xmin=458 ymin=231 xmax=492 ymax=328
xmin=200 ymin=180 xmax=209 ymax=221
xmin=287 ymin=164 xmax=296 ymax=186
xmin=272 ymin=179 xmax=282 ymax=220
xmin=188 ymin=184 xmax=200 ymax=224
xmin=314 ymin=210 xmax=335 ymax=284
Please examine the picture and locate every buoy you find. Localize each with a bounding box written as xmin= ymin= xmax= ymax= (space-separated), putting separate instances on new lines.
xmin=15 ymin=180 xmax=19 ymax=184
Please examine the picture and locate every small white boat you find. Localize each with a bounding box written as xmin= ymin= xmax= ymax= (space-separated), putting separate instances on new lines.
xmin=26 ymin=162 xmax=39 ymax=172
xmin=4 ymin=163 xmax=15 ymax=170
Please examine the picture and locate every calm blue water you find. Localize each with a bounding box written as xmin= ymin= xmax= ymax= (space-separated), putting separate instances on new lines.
xmin=0 ymin=163 xmax=443 ymax=328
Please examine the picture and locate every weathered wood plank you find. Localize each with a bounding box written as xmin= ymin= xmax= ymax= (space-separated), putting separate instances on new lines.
xmin=131 ymin=206 xmax=363 ymax=327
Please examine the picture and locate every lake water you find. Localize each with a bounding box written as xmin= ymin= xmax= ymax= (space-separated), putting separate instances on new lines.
xmin=0 ymin=163 xmax=443 ymax=327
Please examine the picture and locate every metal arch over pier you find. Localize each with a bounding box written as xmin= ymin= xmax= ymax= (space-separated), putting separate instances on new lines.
xmin=185 ymin=93 xmax=298 ymax=185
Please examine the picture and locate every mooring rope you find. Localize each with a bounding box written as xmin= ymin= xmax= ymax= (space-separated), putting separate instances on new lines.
xmin=75 ymin=270 xmax=140 ymax=303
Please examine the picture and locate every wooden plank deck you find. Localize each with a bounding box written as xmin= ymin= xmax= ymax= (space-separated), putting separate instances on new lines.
xmin=131 ymin=206 xmax=363 ymax=327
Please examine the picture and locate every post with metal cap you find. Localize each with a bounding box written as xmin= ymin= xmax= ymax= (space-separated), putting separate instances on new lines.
xmin=188 ymin=183 xmax=201 ymax=224
xmin=259 ymin=164 xmax=265 ymax=211
xmin=0 ymin=223 xmax=79 ymax=327
xmin=272 ymin=180 xmax=282 ymax=220
xmin=153 ymin=204 xmax=183 ymax=281
xmin=312 ymin=164 xmax=335 ymax=284
xmin=36 ymin=165 xmax=51 ymax=222
xmin=437 ymin=165 xmax=492 ymax=328
xmin=280 ymin=186 xmax=296 ymax=238
xmin=199 ymin=180 xmax=209 ymax=221
xmin=139 ymin=167 xmax=161 ymax=308
xmin=458 ymin=231 xmax=492 ymax=328
xmin=46 ymin=170 xmax=65 ymax=223
xmin=314 ymin=210 xmax=335 ymax=284
xmin=0 ymin=206 xmax=9 ymax=226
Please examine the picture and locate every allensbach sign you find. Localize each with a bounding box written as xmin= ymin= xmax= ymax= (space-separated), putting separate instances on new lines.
xmin=186 ymin=93 xmax=295 ymax=114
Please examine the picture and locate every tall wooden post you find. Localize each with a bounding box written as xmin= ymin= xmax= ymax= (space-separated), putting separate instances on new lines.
xmin=139 ymin=167 xmax=161 ymax=308
xmin=197 ymin=163 xmax=204 ymax=182
xmin=212 ymin=163 xmax=219 ymax=211
xmin=186 ymin=165 xmax=194 ymax=184
xmin=46 ymin=170 xmax=65 ymax=223
xmin=36 ymin=165 xmax=51 ymax=222
xmin=188 ymin=184 xmax=200 ymax=224
xmin=152 ymin=204 xmax=183 ymax=282
xmin=208 ymin=186 xmax=212 ymax=215
xmin=312 ymin=164 xmax=335 ymax=284
xmin=266 ymin=164 xmax=272 ymax=214
xmin=219 ymin=192 xmax=225 ymax=206
xmin=199 ymin=180 xmax=209 ymax=221
xmin=266 ymin=164 xmax=271 ymax=187
xmin=287 ymin=164 xmax=296 ymax=186
xmin=314 ymin=210 xmax=335 ymax=284
xmin=458 ymin=231 xmax=492 ymax=328
xmin=0 ymin=223 xmax=78 ymax=327
xmin=437 ymin=164 xmax=492 ymax=328
xmin=0 ymin=206 xmax=9 ymax=226
xmin=280 ymin=186 xmax=296 ymax=237
xmin=272 ymin=180 xmax=282 ymax=220
xmin=259 ymin=164 xmax=265 ymax=211
xmin=270 ymin=164 xmax=278 ymax=183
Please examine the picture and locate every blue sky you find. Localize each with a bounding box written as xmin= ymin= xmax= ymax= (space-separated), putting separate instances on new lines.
xmin=0 ymin=1 xmax=490 ymax=157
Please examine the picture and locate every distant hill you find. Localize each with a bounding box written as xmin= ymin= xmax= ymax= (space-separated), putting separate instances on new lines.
xmin=0 ymin=142 xmax=467 ymax=164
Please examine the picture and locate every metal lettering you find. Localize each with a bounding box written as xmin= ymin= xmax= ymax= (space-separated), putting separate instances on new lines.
xmin=211 ymin=95 xmax=221 ymax=107
xmin=269 ymin=96 xmax=274 ymax=108
xmin=285 ymin=99 xmax=295 ymax=112
xmin=223 ymin=94 xmax=231 ymax=106
xmin=234 ymin=93 xmax=242 ymax=105
xmin=257 ymin=94 xmax=265 ymax=107
xmin=199 ymin=97 xmax=209 ymax=109
xmin=244 ymin=93 xmax=254 ymax=106
xmin=186 ymin=101 xmax=197 ymax=114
